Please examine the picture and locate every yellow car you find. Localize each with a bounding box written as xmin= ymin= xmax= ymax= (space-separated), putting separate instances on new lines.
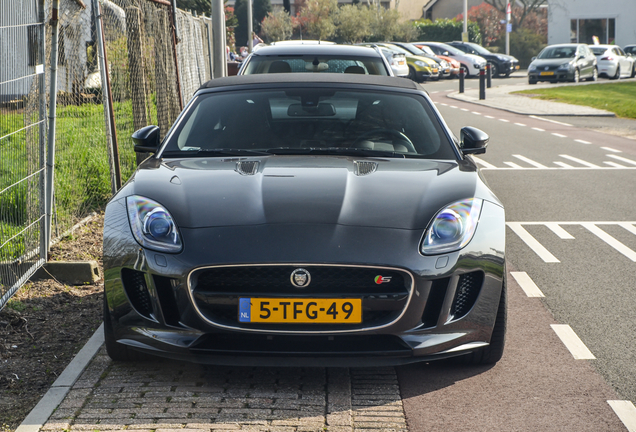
xmin=372 ymin=43 xmax=440 ymax=82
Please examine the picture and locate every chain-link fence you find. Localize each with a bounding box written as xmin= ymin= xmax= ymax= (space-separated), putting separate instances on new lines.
xmin=1 ymin=0 xmax=214 ymax=309
xmin=0 ymin=0 xmax=47 ymax=308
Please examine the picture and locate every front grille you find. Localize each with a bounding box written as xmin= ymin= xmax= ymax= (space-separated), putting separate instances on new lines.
xmin=190 ymin=333 xmax=411 ymax=356
xmin=450 ymin=271 xmax=483 ymax=320
xmin=122 ymin=268 xmax=152 ymax=318
xmin=190 ymin=265 xmax=412 ymax=331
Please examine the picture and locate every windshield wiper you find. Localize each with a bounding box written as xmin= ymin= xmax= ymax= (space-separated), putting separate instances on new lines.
xmin=265 ymin=147 xmax=406 ymax=158
xmin=192 ymin=148 xmax=272 ymax=156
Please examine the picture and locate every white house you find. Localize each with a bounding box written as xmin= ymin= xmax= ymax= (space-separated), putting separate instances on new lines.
xmin=548 ymin=0 xmax=636 ymax=46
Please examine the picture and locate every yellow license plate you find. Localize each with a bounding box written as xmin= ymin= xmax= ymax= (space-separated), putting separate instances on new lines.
xmin=432 ymin=68 xmax=439 ymax=73
xmin=540 ymin=71 xmax=554 ymax=76
xmin=239 ymin=298 xmax=362 ymax=323
xmin=515 ymin=65 xmax=520 ymax=69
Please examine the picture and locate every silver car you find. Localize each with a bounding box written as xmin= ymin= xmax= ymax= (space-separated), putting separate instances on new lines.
xmin=589 ymin=45 xmax=636 ymax=79
xmin=379 ymin=48 xmax=409 ymax=77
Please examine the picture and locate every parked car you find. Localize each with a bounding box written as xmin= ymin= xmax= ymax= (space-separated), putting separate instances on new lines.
xmin=414 ymin=43 xmax=461 ymax=77
xmin=527 ymin=43 xmax=597 ymax=84
xmin=624 ymin=45 xmax=636 ymax=56
xmin=389 ymin=42 xmax=453 ymax=79
xmin=379 ymin=48 xmax=409 ymax=77
xmin=238 ymin=44 xmax=393 ymax=76
xmin=359 ymin=43 xmax=440 ymax=82
xmin=448 ymin=41 xmax=519 ymax=77
xmin=103 ymin=73 xmax=507 ymax=367
xmin=589 ymin=45 xmax=636 ymax=79
xmin=416 ymin=42 xmax=487 ymax=77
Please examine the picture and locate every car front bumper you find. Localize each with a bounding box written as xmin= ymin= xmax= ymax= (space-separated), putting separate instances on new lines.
xmin=103 ymin=197 xmax=505 ymax=366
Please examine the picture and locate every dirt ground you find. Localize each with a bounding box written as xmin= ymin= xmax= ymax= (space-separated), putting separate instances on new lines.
xmin=0 ymin=215 xmax=104 ymax=431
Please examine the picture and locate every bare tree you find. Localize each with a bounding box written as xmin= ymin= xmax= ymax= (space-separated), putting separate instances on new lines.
xmin=484 ymin=0 xmax=546 ymax=28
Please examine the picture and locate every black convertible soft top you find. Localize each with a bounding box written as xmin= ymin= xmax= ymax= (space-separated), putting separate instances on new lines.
xmin=198 ymin=73 xmax=424 ymax=92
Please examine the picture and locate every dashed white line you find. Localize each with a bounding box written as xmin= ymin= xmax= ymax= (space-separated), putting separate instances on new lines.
xmin=485 ymin=115 xmax=495 ymax=119
xmin=551 ymin=324 xmax=596 ymax=359
xmin=513 ymin=154 xmax=549 ymax=169
xmin=529 ymin=115 xmax=573 ymax=126
xmin=499 ymin=118 xmax=510 ymax=122
xmin=510 ymin=272 xmax=544 ymax=297
xmin=582 ymin=223 xmax=636 ymax=262
xmin=602 ymin=147 xmax=621 ymax=153
xmin=503 ymin=161 xmax=524 ymax=169
xmin=618 ymin=222 xmax=636 ymax=236
xmin=449 ymin=105 xmax=458 ymax=109
xmin=607 ymin=400 xmax=636 ymax=432
xmin=514 ymin=123 xmax=526 ymax=127
xmin=575 ymin=139 xmax=591 ymax=144
xmin=532 ymin=127 xmax=545 ymax=132
xmin=607 ymin=154 xmax=636 ymax=166
xmin=552 ymin=133 xmax=567 ymax=138
xmin=545 ymin=223 xmax=575 ymax=239
xmin=559 ymin=154 xmax=600 ymax=168
xmin=472 ymin=111 xmax=481 ymax=115
xmin=461 ymin=108 xmax=469 ymax=112
xmin=440 ymin=102 xmax=448 ymax=106
xmin=472 ymin=156 xmax=497 ymax=169
xmin=507 ymin=223 xmax=560 ymax=263
xmin=604 ymin=161 xmax=625 ymax=168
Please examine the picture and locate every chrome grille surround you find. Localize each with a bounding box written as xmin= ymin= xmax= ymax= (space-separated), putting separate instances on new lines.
xmin=187 ymin=263 xmax=415 ymax=334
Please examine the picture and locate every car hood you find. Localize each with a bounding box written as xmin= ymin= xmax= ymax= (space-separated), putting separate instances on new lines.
xmin=530 ymin=58 xmax=573 ymax=68
xmin=463 ymin=53 xmax=487 ymax=64
xmin=124 ymin=156 xmax=495 ymax=230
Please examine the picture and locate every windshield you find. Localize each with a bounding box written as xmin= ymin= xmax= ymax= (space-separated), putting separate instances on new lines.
xmin=418 ymin=45 xmax=437 ymax=56
xmin=161 ymin=88 xmax=455 ymax=160
xmin=242 ymin=55 xmax=389 ymax=75
xmin=466 ymin=43 xmax=491 ymax=55
xmin=398 ymin=43 xmax=426 ymax=56
xmin=589 ymin=47 xmax=608 ymax=55
xmin=537 ymin=46 xmax=577 ymax=59
xmin=433 ymin=43 xmax=465 ymax=56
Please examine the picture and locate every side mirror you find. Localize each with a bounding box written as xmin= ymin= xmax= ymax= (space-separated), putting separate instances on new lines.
xmin=460 ymin=126 xmax=489 ymax=155
xmin=132 ymin=125 xmax=160 ymax=153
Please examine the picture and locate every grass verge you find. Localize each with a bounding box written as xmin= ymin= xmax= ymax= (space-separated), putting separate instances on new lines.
xmin=513 ymin=82 xmax=636 ymax=119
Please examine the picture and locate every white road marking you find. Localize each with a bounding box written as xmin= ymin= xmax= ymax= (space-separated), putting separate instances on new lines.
xmin=503 ymin=161 xmax=524 ymax=169
xmin=449 ymin=105 xmax=458 ymax=109
xmin=575 ymin=139 xmax=591 ymax=144
xmin=602 ymin=147 xmax=621 ymax=153
xmin=607 ymin=154 xmax=636 ymax=166
xmin=440 ymin=102 xmax=448 ymax=106
xmin=551 ymin=324 xmax=596 ymax=359
xmin=554 ymin=161 xmax=574 ymax=169
xmin=581 ymin=223 xmax=636 ymax=262
xmin=552 ymin=133 xmax=567 ymax=138
xmin=513 ymin=154 xmax=549 ymax=169
xmin=618 ymin=222 xmax=636 ymax=236
xmin=472 ymin=156 xmax=497 ymax=169
xmin=604 ymin=161 xmax=625 ymax=168
xmin=532 ymin=127 xmax=545 ymax=132
xmin=472 ymin=111 xmax=481 ymax=115
xmin=461 ymin=108 xmax=469 ymax=111
xmin=499 ymin=118 xmax=510 ymax=122
xmin=485 ymin=115 xmax=495 ymax=119
xmin=529 ymin=115 xmax=573 ymax=126
xmin=559 ymin=154 xmax=600 ymax=168
xmin=514 ymin=123 xmax=526 ymax=127
xmin=431 ymin=91 xmax=440 ymax=94
xmin=607 ymin=400 xmax=636 ymax=432
xmin=507 ymin=223 xmax=560 ymax=263
xmin=510 ymin=272 xmax=544 ymax=297
xmin=545 ymin=223 xmax=575 ymax=239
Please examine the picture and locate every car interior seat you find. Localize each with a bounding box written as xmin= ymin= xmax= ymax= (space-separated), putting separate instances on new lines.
xmin=268 ymin=61 xmax=292 ymax=73
xmin=344 ymin=65 xmax=366 ymax=74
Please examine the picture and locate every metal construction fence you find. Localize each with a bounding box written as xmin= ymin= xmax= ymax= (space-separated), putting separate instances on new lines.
xmin=0 ymin=0 xmax=214 ymax=309
xmin=0 ymin=0 xmax=48 ymax=308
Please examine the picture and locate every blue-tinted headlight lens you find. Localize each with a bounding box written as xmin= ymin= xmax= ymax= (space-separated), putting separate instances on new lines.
xmin=127 ymin=196 xmax=182 ymax=253
xmin=421 ymin=198 xmax=483 ymax=255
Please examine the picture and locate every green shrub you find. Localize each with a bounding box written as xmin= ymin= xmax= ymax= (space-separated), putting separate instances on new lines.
xmin=413 ymin=18 xmax=482 ymax=44
xmin=497 ymin=27 xmax=546 ymax=68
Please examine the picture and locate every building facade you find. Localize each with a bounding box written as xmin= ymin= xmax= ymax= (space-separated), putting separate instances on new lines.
xmin=548 ymin=0 xmax=636 ymax=46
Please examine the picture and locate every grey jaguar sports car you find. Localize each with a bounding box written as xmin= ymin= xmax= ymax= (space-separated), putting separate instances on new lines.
xmin=103 ymin=74 xmax=506 ymax=367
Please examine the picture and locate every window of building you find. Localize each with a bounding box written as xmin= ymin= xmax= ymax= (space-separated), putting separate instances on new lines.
xmin=570 ymin=18 xmax=616 ymax=44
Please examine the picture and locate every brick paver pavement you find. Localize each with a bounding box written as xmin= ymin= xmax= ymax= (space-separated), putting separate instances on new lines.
xmin=41 ymin=348 xmax=407 ymax=432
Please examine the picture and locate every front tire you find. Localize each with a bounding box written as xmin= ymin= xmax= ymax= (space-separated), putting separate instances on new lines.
xmin=454 ymin=276 xmax=507 ymax=365
xmin=528 ymin=78 xmax=537 ymax=85
xmin=490 ymin=62 xmax=499 ymax=77
xmin=408 ymin=66 xmax=418 ymax=82
xmin=571 ymin=69 xmax=580 ymax=83
xmin=588 ymin=67 xmax=598 ymax=81
xmin=103 ymin=294 xmax=155 ymax=362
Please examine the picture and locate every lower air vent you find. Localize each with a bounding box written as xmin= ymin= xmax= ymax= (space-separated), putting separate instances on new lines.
xmin=421 ymin=277 xmax=450 ymax=328
xmin=122 ymin=268 xmax=153 ymax=318
xmin=451 ymin=271 xmax=484 ymax=320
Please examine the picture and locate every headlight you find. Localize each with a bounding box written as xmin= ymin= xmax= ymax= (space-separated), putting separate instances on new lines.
xmin=414 ymin=61 xmax=427 ymax=67
xmin=127 ymin=195 xmax=182 ymax=253
xmin=558 ymin=62 xmax=571 ymax=70
xmin=528 ymin=65 xmax=536 ymax=72
xmin=420 ymin=198 xmax=483 ymax=255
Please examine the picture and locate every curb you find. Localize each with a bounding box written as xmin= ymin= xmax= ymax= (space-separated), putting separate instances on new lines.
xmin=15 ymin=324 xmax=104 ymax=432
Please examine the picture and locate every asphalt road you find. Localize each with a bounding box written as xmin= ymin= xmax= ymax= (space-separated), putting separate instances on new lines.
xmin=396 ymin=74 xmax=636 ymax=431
